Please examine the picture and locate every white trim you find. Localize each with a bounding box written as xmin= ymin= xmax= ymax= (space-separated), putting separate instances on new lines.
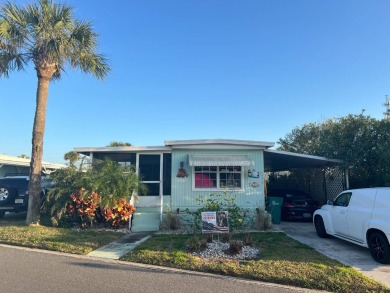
xmin=165 ymin=139 xmax=274 ymax=148
xmin=136 ymin=153 xmax=139 ymax=177
xmin=169 ymin=145 xmax=267 ymax=150
xmin=138 ymin=153 xmax=162 ymax=195
xmin=264 ymin=149 xmax=342 ymax=163
xmin=160 ymin=154 xmax=163 ymax=222
xmin=75 ymin=146 xmax=171 ymax=154
xmin=136 ymin=153 xmax=165 ymax=209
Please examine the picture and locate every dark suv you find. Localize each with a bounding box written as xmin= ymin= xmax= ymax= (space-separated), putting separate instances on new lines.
xmin=0 ymin=176 xmax=51 ymax=219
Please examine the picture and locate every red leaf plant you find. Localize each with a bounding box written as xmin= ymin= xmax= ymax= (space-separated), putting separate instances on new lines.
xmin=66 ymin=190 xmax=101 ymax=229
xmin=102 ymin=198 xmax=136 ymax=229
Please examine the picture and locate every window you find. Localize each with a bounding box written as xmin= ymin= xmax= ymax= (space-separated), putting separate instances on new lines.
xmin=193 ymin=166 xmax=242 ymax=190
xmin=334 ymin=192 xmax=352 ymax=207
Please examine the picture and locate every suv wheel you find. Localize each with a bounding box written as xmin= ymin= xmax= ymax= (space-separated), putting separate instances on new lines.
xmin=314 ymin=216 xmax=329 ymax=238
xmin=368 ymin=232 xmax=390 ymax=264
xmin=0 ymin=186 xmax=17 ymax=205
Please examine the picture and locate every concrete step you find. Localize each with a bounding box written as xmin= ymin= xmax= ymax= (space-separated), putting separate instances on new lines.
xmin=134 ymin=206 xmax=161 ymax=213
xmin=131 ymin=208 xmax=161 ymax=232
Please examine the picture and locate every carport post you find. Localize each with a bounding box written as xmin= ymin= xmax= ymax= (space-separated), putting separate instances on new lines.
xmin=323 ymin=169 xmax=328 ymax=202
xmin=345 ymin=168 xmax=350 ymax=189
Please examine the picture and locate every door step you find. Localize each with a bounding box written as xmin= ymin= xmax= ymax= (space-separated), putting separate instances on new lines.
xmin=131 ymin=207 xmax=161 ymax=232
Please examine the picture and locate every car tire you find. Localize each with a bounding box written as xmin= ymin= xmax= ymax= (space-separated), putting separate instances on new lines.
xmin=0 ymin=186 xmax=17 ymax=205
xmin=368 ymin=232 xmax=390 ymax=264
xmin=314 ymin=216 xmax=329 ymax=238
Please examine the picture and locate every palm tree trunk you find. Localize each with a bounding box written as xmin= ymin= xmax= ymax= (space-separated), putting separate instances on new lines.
xmin=26 ymin=67 xmax=53 ymax=225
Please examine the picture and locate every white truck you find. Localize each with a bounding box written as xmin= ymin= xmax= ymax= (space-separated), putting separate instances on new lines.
xmin=313 ymin=188 xmax=390 ymax=264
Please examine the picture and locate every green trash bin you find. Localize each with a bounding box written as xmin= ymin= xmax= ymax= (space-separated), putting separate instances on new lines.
xmin=267 ymin=197 xmax=283 ymax=224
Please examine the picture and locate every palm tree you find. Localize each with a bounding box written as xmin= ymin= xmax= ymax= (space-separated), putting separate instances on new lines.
xmin=64 ymin=151 xmax=80 ymax=167
xmin=107 ymin=141 xmax=132 ymax=147
xmin=0 ymin=0 xmax=110 ymax=225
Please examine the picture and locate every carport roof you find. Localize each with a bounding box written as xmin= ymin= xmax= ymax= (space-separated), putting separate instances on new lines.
xmin=0 ymin=154 xmax=66 ymax=170
xmin=264 ymin=149 xmax=342 ymax=172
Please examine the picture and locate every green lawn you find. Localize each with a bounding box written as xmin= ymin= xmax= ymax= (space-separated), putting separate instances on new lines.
xmin=121 ymin=232 xmax=390 ymax=293
xmin=0 ymin=221 xmax=125 ymax=255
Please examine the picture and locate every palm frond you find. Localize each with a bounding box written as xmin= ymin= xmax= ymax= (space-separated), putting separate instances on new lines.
xmin=1 ymin=0 xmax=109 ymax=79
xmin=0 ymin=2 xmax=29 ymax=48
xmin=0 ymin=51 xmax=26 ymax=76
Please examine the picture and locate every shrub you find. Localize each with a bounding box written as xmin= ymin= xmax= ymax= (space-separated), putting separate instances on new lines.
xmin=81 ymin=160 xmax=147 ymax=208
xmin=243 ymin=233 xmax=253 ymax=247
xmin=187 ymin=236 xmax=208 ymax=252
xmin=43 ymin=167 xmax=84 ymax=226
xmin=161 ymin=208 xmax=181 ymax=230
xmin=66 ymin=190 xmax=101 ymax=229
xmin=44 ymin=159 xmax=145 ymax=226
xmin=101 ymin=198 xmax=136 ymax=228
xmin=255 ymin=208 xmax=273 ymax=231
xmin=185 ymin=192 xmax=250 ymax=231
xmin=225 ymin=240 xmax=243 ymax=255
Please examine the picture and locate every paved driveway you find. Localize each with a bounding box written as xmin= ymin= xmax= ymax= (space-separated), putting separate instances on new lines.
xmin=276 ymin=221 xmax=390 ymax=288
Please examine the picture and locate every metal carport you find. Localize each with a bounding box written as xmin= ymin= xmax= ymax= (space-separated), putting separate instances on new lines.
xmin=263 ymin=149 xmax=345 ymax=204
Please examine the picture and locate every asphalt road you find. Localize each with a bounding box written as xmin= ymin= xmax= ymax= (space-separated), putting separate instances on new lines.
xmin=0 ymin=245 xmax=318 ymax=293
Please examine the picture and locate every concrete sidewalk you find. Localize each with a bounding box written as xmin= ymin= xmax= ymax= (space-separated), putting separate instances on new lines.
xmin=87 ymin=231 xmax=153 ymax=259
xmin=275 ymin=221 xmax=390 ymax=288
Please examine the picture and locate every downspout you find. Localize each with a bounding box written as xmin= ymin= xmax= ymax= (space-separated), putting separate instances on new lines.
xmin=323 ymin=168 xmax=328 ymax=202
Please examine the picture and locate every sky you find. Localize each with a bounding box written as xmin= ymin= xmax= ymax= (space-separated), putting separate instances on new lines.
xmin=1 ymin=0 xmax=390 ymax=164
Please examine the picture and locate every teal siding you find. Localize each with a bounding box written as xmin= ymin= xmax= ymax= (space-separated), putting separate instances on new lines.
xmin=171 ymin=149 xmax=265 ymax=210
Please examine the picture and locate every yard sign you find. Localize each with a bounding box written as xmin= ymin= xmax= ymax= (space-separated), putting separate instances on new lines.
xmin=201 ymin=211 xmax=229 ymax=233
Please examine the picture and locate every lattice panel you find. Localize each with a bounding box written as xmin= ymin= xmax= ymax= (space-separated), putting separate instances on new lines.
xmin=324 ymin=167 xmax=345 ymax=200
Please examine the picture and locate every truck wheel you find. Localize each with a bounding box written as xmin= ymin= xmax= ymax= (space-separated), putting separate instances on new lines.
xmin=314 ymin=216 xmax=329 ymax=238
xmin=368 ymin=232 xmax=390 ymax=264
xmin=0 ymin=186 xmax=17 ymax=205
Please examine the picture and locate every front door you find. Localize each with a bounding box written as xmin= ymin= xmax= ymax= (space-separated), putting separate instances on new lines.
xmin=137 ymin=154 xmax=162 ymax=207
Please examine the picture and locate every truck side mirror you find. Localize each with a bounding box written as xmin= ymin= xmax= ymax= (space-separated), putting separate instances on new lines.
xmin=327 ymin=199 xmax=334 ymax=205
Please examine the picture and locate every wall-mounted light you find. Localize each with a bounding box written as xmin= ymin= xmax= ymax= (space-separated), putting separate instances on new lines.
xmin=176 ymin=161 xmax=188 ymax=178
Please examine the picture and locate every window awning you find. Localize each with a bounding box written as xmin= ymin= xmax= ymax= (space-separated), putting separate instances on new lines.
xmin=188 ymin=155 xmax=254 ymax=167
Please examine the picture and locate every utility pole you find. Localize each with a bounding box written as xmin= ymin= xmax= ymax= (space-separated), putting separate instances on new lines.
xmin=384 ymin=95 xmax=390 ymax=120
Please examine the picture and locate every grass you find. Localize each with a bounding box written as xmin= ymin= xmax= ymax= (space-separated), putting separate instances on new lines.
xmin=121 ymin=232 xmax=390 ymax=293
xmin=0 ymin=218 xmax=125 ymax=255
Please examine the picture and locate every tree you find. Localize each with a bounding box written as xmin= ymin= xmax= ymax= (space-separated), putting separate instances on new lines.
xmin=278 ymin=113 xmax=390 ymax=188
xmin=0 ymin=0 xmax=110 ymax=225
xmin=18 ymin=154 xmax=30 ymax=159
xmin=64 ymin=151 xmax=80 ymax=167
xmin=107 ymin=141 xmax=132 ymax=147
